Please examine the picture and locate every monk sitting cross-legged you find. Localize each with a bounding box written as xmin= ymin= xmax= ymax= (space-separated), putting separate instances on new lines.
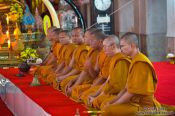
xmin=38 ymin=28 xmax=65 ymax=81
xmin=35 ymin=27 xmax=61 ymax=79
xmin=78 ymin=36 xmax=122 ymax=105
xmin=56 ymin=27 xmax=89 ymax=92
xmin=85 ymin=35 xmax=131 ymax=110
xmin=103 ymin=32 xmax=162 ymax=116
xmin=45 ymin=30 xmax=77 ymax=87
xmin=65 ymin=29 xmax=106 ymax=97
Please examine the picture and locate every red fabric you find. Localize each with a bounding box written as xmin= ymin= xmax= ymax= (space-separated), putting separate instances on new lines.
xmin=0 ymin=98 xmax=13 ymax=116
xmin=0 ymin=68 xmax=89 ymax=116
xmin=0 ymin=62 xmax=175 ymax=115
xmin=153 ymin=62 xmax=175 ymax=106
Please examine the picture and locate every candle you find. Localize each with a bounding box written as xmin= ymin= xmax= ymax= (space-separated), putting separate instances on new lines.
xmin=6 ymin=15 xmax=9 ymax=25
xmin=7 ymin=39 xmax=10 ymax=48
xmin=6 ymin=30 xmax=9 ymax=39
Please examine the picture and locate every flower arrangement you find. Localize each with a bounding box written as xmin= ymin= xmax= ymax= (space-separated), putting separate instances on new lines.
xmin=8 ymin=3 xmax=23 ymax=22
xmin=19 ymin=48 xmax=39 ymax=63
xmin=16 ymin=48 xmax=42 ymax=77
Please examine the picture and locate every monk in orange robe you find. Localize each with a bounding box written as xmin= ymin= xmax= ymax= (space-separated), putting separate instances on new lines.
xmin=103 ymin=32 xmax=162 ymax=116
xmin=35 ymin=27 xmax=59 ymax=78
xmin=38 ymin=26 xmax=57 ymax=65
xmin=67 ymin=30 xmax=106 ymax=97
xmin=79 ymin=36 xmax=118 ymax=105
xmin=65 ymin=29 xmax=106 ymax=97
xmin=55 ymin=27 xmax=89 ymax=92
xmin=83 ymin=35 xmax=131 ymax=110
xmin=39 ymin=29 xmax=63 ymax=80
xmin=45 ymin=30 xmax=77 ymax=86
xmin=60 ymin=29 xmax=104 ymax=93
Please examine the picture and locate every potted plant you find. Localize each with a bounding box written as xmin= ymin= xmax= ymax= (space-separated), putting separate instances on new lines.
xmin=19 ymin=47 xmax=39 ymax=63
xmin=16 ymin=48 xmax=39 ymax=77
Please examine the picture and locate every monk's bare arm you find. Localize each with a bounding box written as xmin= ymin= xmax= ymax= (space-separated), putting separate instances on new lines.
xmin=73 ymin=71 xmax=88 ymax=86
xmin=59 ymin=56 xmax=75 ymax=75
xmin=113 ymin=91 xmax=135 ymax=104
xmin=64 ymin=69 xmax=80 ymax=78
xmin=46 ymin=54 xmax=57 ymax=65
xmin=109 ymin=88 xmax=127 ymax=104
xmin=96 ymin=78 xmax=109 ymax=95
xmin=42 ymin=53 xmax=53 ymax=65
xmin=93 ymin=77 xmax=106 ymax=86
xmin=55 ymin=62 xmax=65 ymax=73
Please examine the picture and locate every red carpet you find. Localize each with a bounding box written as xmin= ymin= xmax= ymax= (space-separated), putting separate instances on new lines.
xmin=0 ymin=62 xmax=175 ymax=115
xmin=153 ymin=62 xmax=175 ymax=106
xmin=0 ymin=98 xmax=13 ymax=116
xmin=0 ymin=68 xmax=89 ymax=116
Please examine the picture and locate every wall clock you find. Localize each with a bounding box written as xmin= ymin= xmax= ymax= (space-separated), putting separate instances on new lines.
xmin=94 ymin=0 xmax=112 ymax=11
xmin=91 ymin=0 xmax=114 ymax=35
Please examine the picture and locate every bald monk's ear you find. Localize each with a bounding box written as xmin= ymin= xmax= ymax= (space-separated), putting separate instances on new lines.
xmin=131 ymin=43 xmax=136 ymax=48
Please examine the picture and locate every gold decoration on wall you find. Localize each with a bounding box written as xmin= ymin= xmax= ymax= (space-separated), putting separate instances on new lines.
xmin=42 ymin=0 xmax=60 ymax=28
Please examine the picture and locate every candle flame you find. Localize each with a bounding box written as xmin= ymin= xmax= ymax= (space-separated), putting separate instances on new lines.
xmin=6 ymin=30 xmax=9 ymax=38
xmin=7 ymin=39 xmax=10 ymax=48
xmin=6 ymin=15 xmax=9 ymax=25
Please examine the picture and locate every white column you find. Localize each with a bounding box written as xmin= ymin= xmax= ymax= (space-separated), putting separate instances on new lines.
xmin=167 ymin=0 xmax=175 ymax=53
xmin=167 ymin=0 xmax=175 ymax=37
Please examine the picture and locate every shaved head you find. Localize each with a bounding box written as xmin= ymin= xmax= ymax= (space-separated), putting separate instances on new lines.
xmin=92 ymin=29 xmax=107 ymax=40
xmin=121 ymin=32 xmax=139 ymax=48
xmin=103 ymin=34 xmax=121 ymax=56
xmin=47 ymin=26 xmax=57 ymax=33
xmin=71 ymin=27 xmax=84 ymax=44
xmin=58 ymin=30 xmax=70 ymax=37
xmin=72 ymin=27 xmax=84 ymax=36
xmin=46 ymin=26 xmax=57 ymax=41
xmin=106 ymin=35 xmax=120 ymax=48
xmin=85 ymin=27 xmax=99 ymax=35
xmin=53 ymin=28 xmax=62 ymax=35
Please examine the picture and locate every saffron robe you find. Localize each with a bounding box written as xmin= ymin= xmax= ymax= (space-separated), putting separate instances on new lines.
xmin=80 ymin=54 xmax=112 ymax=105
xmin=70 ymin=48 xmax=100 ymax=99
xmin=40 ymin=43 xmax=63 ymax=81
xmin=71 ymin=50 xmax=107 ymax=100
xmin=103 ymin=53 xmax=161 ymax=116
xmin=35 ymin=42 xmax=62 ymax=79
xmin=60 ymin=44 xmax=89 ymax=92
xmin=48 ymin=44 xmax=77 ymax=88
xmin=92 ymin=53 xmax=131 ymax=109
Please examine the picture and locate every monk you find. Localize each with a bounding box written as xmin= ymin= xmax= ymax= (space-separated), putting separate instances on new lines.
xmin=39 ymin=27 xmax=57 ymax=65
xmin=45 ymin=30 xmax=76 ymax=87
xmin=38 ymin=28 xmax=63 ymax=80
xmin=84 ymin=35 xmax=131 ymax=110
xmin=65 ymin=29 xmax=106 ymax=97
xmin=35 ymin=27 xmax=58 ymax=77
xmin=79 ymin=36 xmax=120 ymax=105
xmin=103 ymin=32 xmax=161 ymax=116
xmin=56 ymin=27 xmax=89 ymax=92
xmin=41 ymin=27 xmax=58 ymax=65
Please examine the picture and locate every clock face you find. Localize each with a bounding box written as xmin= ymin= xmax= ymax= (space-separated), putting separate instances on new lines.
xmin=94 ymin=0 xmax=112 ymax=11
